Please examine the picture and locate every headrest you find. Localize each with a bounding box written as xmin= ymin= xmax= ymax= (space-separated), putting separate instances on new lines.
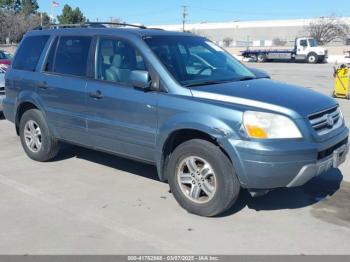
xmin=101 ymin=46 xmax=114 ymax=57
xmin=112 ymin=55 xmax=122 ymax=67
xmin=154 ymin=47 xmax=169 ymax=57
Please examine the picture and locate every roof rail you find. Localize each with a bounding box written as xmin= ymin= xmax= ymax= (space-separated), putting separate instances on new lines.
xmin=33 ymin=22 xmax=148 ymax=30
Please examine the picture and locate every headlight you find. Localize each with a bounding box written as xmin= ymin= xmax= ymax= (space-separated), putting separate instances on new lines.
xmin=243 ymin=111 xmax=302 ymax=139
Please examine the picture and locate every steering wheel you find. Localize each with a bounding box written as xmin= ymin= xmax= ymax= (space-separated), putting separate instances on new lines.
xmin=196 ymin=66 xmax=213 ymax=76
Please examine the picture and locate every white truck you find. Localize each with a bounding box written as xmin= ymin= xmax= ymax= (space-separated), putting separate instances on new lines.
xmin=241 ymin=37 xmax=327 ymax=63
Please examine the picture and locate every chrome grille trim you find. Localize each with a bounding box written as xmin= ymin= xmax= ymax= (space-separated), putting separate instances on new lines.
xmin=308 ymin=106 xmax=343 ymax=136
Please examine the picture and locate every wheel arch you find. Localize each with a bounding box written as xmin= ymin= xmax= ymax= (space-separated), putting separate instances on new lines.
xmin=14 ymin=90 xmax=50 ymax=135
xmin=157 ymin=128 xmax=233 ymax=182
xmin=15 ymin=101 xmax=40 ymax=135
xmin=307 ymin=52 xmax=318 ymax=63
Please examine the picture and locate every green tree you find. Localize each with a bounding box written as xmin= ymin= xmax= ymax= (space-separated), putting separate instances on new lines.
xmin=0 ymin=0 xmax=37 ymax=14
xmin=0 ymin=0 xmax=20 ymax=12
xmin=21 ymin=0 xmax=38 ymax=15
xmin=57 ymin=4 xmax=86 ymax=24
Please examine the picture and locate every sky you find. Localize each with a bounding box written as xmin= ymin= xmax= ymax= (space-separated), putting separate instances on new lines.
xmin=37 ymin=0 xmax=350 ymax=25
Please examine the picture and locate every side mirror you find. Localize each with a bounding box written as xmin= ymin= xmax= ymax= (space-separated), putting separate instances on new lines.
xmin=130 ymin=70 xmax=151 ymax=90
xmin=248 ymin=67 xmax=270 ymax=79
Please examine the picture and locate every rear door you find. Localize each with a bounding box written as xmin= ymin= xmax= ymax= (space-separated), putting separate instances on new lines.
xmin=5 ymin=35 xmax=50 ymax=118
xmin=85 ymin=37 xmax=158 ymax=162
xmin=38 ymin=35 xmax=92 ymax=144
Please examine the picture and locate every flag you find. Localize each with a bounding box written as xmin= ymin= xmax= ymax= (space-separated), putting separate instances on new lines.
xmin=52 ymin=1 xmax=59 ymax=8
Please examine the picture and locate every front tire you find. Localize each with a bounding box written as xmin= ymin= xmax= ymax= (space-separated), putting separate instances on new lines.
xmin=307 ymin=53 xmax=318 ymax=63
xmin=167 ymin=139 xmax=240 ymax=217
xmin=19 ymin=109 xmax=60 ymax=162
xmin=256 ymin=53 xmax=267 ymax=63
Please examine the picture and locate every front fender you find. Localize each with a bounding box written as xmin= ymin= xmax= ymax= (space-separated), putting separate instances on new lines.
xmin=155 ymin=112 xmax=244 ymax=182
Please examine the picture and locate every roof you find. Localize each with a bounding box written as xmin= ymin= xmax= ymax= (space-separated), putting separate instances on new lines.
xmin=26 ymin=27 xmax=195 ymax=39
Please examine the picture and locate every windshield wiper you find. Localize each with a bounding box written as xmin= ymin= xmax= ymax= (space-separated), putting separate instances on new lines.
xmin=184 ymin=76 xmax=256 ymax=87
xmin=238 ymin=76 xmax=256 ymax=81
xmin=184 ymin=80 xmax=232 ymax=87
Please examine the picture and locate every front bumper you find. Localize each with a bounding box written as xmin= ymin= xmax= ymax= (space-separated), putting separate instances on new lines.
xmin=287 ymin=143 xmax=349 ymax=187
xmin=225 ymin=127 xmax=349 ymax=189
xmin=318 ymin=55 xmax=327 ymax=62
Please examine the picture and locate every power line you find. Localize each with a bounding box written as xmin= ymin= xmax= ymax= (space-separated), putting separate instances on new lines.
xmin=182 ymin=5 xmax=188 ymax=32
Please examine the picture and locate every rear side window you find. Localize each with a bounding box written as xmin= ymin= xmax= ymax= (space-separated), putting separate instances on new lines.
xmin=12 ymin=35 xmax=50 ymax=71
xmin=51 ymin=36 xmax=92 ymax=77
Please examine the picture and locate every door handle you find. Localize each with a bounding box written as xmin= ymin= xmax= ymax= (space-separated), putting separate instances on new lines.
xmin=37 ymin=81 xmax=48 ymax=89
xmin=89 ymin=90 xmax=103 ymax=99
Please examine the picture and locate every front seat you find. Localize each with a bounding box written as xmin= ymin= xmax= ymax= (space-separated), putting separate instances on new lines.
xmin=105 ymin=48 xmax=135 ymax=84
xmin=105 ymin=55 xmax=122 ymax=82
xmin=153 ymin=47 xmax=179 ymax=80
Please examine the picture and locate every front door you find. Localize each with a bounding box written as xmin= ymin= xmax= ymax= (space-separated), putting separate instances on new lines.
xmin=297 ymin=38 xmax=309 ymax=56
xmin=85 ymin=37 xmax=158 ymax=162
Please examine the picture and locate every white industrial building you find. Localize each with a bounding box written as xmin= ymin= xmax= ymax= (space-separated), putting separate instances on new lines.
xmin=153 ymin=18 xmax=350 ymax=47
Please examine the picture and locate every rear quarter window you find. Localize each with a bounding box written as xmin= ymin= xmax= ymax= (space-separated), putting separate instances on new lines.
xmin=12 ymin=35 xmax=50 ymax=71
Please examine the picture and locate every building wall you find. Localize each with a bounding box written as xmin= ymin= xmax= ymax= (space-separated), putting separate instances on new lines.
xmin=154 ymin=18 xmax=350 ymax=47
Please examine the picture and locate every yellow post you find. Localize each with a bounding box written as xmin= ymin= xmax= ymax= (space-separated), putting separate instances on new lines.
xmin=333 ymin=65 xmax=349 ymax=99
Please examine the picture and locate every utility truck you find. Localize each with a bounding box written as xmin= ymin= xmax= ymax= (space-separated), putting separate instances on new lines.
xmin=241 ymin=37 xmax=327 ymax=63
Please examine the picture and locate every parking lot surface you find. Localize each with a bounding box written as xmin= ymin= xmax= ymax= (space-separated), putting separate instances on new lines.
xmin=0 ymin=63 xmax=349 ymax=254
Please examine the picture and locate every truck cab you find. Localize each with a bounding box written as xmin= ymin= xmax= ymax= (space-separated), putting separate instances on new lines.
xmin=241 ymin=37 xmax=327 ymax=63
xmin=294 ymin=37 xmax=327 ymax=63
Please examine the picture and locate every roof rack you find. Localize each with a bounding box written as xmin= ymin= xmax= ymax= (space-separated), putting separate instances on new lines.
xmin=33 ymin=22 xmax=148 ymax=30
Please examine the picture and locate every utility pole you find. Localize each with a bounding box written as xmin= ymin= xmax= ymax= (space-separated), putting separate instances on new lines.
xmin=182 ymin=5 xmax=187 ymax=32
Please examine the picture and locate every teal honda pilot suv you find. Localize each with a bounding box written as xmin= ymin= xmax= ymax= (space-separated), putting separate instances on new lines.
xmin=3 ymin=23 xmax=349 ymax=216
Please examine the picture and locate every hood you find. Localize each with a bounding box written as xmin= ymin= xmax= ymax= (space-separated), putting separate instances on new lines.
xmin=190 ymin=78 xmax=337 ymax=118
xmin=310 ymin=46 xmax=326 ymax=55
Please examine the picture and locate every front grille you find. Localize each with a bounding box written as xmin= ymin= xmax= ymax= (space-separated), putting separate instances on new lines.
xmin=309 ymin=106 xmax=342 ymax=136
xmin=0 ymin=86 xmax=5 ymax=95
xmin=317 ymin=138 xmax=348 ymax=160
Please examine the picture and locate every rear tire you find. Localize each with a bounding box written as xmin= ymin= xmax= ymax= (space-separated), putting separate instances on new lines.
xmin=167 ymin=139 xmax=240 ymax=217
xmin=19 ymin=109 xmax=60 ymax=162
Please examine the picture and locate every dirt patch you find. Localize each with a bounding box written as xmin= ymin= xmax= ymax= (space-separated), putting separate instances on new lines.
xmin=311 ymin=181 xmax=350 ymax=228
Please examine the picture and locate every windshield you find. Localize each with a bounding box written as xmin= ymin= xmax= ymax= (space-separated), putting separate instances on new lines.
xmin=144 ymin=36 xmax=255 ymax=87
xmin=308 ymin=39 xmax=318 ymax=47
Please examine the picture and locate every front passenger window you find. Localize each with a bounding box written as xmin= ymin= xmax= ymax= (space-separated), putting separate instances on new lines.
xmin=96 ymin=38 xmax=146 ymax=85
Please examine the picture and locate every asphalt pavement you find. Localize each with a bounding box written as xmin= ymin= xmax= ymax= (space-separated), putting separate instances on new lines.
xmin=0 ymin=62 xmax=349 ymax=254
